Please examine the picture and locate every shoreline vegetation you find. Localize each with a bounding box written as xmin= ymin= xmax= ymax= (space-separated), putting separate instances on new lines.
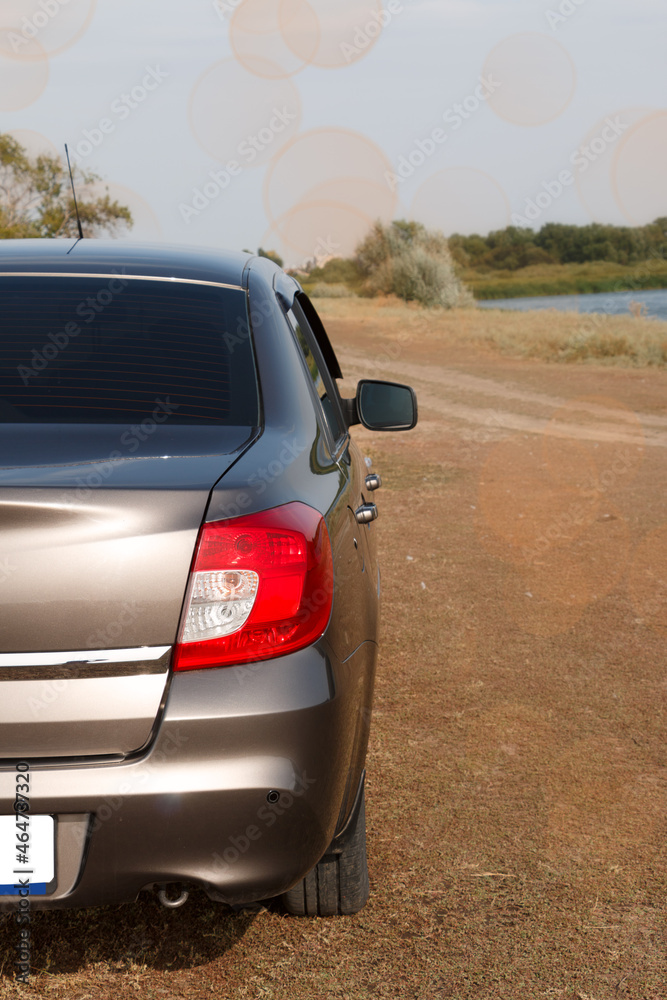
xmin=316 ymin=296 xmax=667 ymax=368
xmin=304 ymin=260 xmax=667 ymax=302
xmin=296 ymin=218 xmax=667 ymax=301
xmin=462 ymin=259 xmax=667 ymax=300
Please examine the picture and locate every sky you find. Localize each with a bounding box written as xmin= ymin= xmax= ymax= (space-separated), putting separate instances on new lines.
xmin=1 ymin=0 xmax=666 ymax=265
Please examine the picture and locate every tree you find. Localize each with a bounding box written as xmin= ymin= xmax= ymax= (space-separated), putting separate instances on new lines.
xmin=257 ymin=247 xmax=284 ymax=267
xmin=447 ymin=219 xmax=667 ymax=271
xmin=355 ymin=220 xmax=473 ymax=308
xmin=0 ymin=133 xmax=132 ymax=239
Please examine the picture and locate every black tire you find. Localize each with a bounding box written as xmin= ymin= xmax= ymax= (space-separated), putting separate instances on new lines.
xmin=281 ymin=786 xmax=369 ymax=916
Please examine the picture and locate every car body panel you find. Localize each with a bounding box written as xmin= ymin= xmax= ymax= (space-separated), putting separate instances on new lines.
xmin=0 ymin=238 xmax=251 ymax=286
xmin=0 ymin=646 xmax=171 ymax=757
xmin=0 ymin=643 xmax=377 ymax=909
xmin=0 ymin=239 xmax=412 ymax=912
xmin=0 ymin=424 xmax=258 ymax=489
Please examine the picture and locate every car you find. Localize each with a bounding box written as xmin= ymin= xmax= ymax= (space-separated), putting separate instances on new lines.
xmin=0 ymin=239 xmax=417 ymax=918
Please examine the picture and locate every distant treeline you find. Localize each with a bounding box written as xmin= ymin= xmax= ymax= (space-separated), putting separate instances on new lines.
xmin=448 ymin=219 xmax=667 ymax=272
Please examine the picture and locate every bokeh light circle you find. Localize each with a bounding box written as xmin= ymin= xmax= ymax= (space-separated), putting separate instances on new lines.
xmin=1 ymin=0 xmax=95 ymax=59
xmin=6 ymin=129 xmax=58 ymax=159
xmin=0 ymin=30 xmax=48 ymax=109
xmin=230 ymin=0 xmax=318 ymax=78
xmin=189 ymin=58 xmax=301 ymax=168
xmin=281 ymin=0 xmax=385 ymax=69
xmin=483 ymin=32 xmax=576 ymax=127
xmin=574 ymin=107 xmax=654 ymax=224
xmin=263 ymin=127 xmax=396 ymax=227
xmin=229 ymin=0 xmax=384 ymax=76
xmin=612 ymin=110 xmax=667 ymax=225
xmin=86 ymin=181 xmax=162 ymax=241
xmin=261 ymin=199 xmax=376 ymax=264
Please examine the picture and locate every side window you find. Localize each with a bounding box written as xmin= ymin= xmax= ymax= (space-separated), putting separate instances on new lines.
xmin=285 ymin=304 xmax=347 ymax=448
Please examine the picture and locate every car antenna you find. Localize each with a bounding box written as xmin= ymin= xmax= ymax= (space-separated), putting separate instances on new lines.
xmin=64 ymin=143 xmax=84 ymax=243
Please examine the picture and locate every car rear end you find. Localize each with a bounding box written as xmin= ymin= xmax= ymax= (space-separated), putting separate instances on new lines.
xmin=0 ymin=241 xmax=376 ymax=910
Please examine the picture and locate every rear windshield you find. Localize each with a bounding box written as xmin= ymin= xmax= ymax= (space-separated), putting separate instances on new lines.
xmin=0 ymin=275 xmax=259 ymax=424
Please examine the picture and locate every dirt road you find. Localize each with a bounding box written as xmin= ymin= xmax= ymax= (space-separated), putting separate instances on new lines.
xmin=0 ymin=311 xmax=664 ymax=999
xmin=330 ymin=311 xmax=667 ymax=999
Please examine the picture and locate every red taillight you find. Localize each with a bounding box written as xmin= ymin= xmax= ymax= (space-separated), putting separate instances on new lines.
xmin=172 ymin=502 xmax=333 ymax=671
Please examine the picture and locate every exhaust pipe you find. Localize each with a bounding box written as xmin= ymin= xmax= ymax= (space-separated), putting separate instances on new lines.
xmin=156 ymin=883 xmax=189 ymax=909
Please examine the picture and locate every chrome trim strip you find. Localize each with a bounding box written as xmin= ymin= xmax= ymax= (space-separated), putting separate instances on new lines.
xmin=0 ymin=646 xmax=171 ymax=680
xmin=0 ymin=646 xmax=170 ymax=667
xmin=0 ymin=273 xmax=243 ymax=291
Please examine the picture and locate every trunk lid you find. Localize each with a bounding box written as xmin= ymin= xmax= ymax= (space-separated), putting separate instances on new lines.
xmin=0 ymin=424 xmax=257 ymax=758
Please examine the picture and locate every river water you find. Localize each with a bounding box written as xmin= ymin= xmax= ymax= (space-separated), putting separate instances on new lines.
xmin=477 ymin=287 xmax=667 ymax=321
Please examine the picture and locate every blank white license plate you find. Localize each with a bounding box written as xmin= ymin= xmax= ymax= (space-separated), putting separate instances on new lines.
xmin=0 ymin=815 xmax=55 ymax=895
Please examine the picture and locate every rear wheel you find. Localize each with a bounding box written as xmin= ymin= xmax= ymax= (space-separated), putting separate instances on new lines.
xmin=281 ymin=785 xmax=369 ymax=916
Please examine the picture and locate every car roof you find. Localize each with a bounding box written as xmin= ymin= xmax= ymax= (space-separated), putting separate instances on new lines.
xmin=0 ymin=239 xmax=258 ymax=287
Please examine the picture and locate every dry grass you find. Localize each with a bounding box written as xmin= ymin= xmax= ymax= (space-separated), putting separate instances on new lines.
xmin=1 ymin=315 xmax=666 ymax=998
xmin=317 ymin=296 xmax=667 ymax=367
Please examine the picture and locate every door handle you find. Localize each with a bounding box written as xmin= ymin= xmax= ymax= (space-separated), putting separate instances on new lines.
xmin=355 ymin=503 xmax=378 ymax=524
xmin=365 ymin=473 xmax=382 ymax=491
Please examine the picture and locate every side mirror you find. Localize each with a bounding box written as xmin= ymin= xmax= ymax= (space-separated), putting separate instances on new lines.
xmin=355 ymin=379 xmax=418 ymax=431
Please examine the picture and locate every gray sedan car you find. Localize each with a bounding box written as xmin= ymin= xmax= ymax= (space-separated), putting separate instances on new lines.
xmin=0 ymin=239 xmax=416 ymax=917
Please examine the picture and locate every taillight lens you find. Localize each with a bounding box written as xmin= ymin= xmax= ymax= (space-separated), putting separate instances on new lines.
xmin=173 ymin=502 xmax=333 ymax=671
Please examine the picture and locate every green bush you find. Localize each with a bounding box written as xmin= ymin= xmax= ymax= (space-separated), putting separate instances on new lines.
xmin=355 ymin=220 xmax=473 ymax=308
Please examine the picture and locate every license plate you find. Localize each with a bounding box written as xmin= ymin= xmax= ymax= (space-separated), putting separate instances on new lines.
xmin=0 ymin=815 xmax=56 ymax=895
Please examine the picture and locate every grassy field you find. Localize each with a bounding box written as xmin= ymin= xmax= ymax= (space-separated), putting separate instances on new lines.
xmin=1 ymin=302 xmax=666 ymax=999
xmin=317 ymin=295 xmax=667 ymax=367
xmin=462 ymin=259 xmax=667 ymax=300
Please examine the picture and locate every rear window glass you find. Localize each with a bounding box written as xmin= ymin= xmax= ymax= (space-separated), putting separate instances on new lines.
xmin=0 ymin=276 xmax=259 ymax=425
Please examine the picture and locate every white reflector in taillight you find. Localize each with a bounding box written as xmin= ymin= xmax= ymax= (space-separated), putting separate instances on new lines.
xmin=181 ymin=570 xmax=259 ymax=642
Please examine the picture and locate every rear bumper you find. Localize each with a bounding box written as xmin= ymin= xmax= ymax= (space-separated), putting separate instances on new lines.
xmin=0 ymin=641 xmax=376 ymax=910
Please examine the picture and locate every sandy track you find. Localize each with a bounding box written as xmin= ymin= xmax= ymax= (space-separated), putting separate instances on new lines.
xmin=339 ymin=346 xmax=667 ymax=447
